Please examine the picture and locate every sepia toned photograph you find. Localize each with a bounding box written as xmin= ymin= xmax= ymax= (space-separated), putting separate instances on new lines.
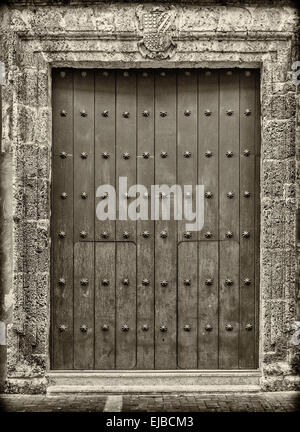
xmin=0 ymin=0 xmax=299 ymax=422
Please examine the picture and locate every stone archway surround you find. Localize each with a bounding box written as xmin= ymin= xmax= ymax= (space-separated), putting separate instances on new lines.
xmin=0 ymin=3 xmax=298 ymax=393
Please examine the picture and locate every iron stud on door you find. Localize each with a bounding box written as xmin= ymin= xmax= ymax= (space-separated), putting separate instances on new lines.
xmin=102 ymin=279 xmax=110 ymax=286
xmin=205 ymin=150 xmax=213 ymax=157
xmin=205 ymin=324 xmax=213 ymax=332
xmin=184 ymin=325 xmax=191 ymax=332
xmin=183 ymin=279 xmax=191 ymax=286
xmin=102 ymin=325 xmax=109 ymax=331
xmin=59 ymin=325 xmax=67 ymax=332
xmin=59 ymin=151 xmax=67 ymax=159
xmin=58 ymin=278 xmax=66 ymax=286
xmin=160 ymin=326 xmax=167 ymax=332
xmin=121 ymin=325 xmax=129 ymax=332
xmin=142 ymin=279 xmax=150 ymax=286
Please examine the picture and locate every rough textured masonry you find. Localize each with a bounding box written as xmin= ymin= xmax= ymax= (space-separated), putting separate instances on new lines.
xmin=0 ymin=0 xmax=299 ymax=394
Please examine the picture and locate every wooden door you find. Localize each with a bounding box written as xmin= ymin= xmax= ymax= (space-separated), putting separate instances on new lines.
xmin=51 ymin=69 xmax=260 ymax=370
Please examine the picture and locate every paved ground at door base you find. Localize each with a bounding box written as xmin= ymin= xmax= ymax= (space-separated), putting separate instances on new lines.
xmin=0 ymin=392 xmax=299 ymax=412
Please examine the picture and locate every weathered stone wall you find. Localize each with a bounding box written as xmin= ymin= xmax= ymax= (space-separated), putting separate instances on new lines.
xmin=0 ymin=1 xmax=299 ymax=393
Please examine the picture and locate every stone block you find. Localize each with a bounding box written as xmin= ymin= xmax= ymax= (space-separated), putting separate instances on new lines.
xmin=263 ymin=119 xmax=295 ymax=160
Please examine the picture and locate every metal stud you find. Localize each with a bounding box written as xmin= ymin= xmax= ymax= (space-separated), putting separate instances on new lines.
xmin=142 ymin=324 xmax=149 ymax=331
xmin=160 ymin=230 xmax=168 ymax=238
xmin=123 ymin=192 xmax=129 ymax=199
xmin=80 ymin=230 xmax=87 ymax=239
xmin=160 ymin=151 xmax=168 ymax=158
xmin=80 ymin=278 xmax=89 ymax=286
xmin=184 ymin=110 xmax=191 ymax=117
xmin=184 ymin=325 xmax=191 ymax=332
xmin=225 ymin=278 xmax=233 ymax=286
xmin=245 ymin=71 xmax=251 ymax=77
xmin=58 ymin=278 xmax=66 ymax=286
xmin=58 ymin=231 xmax=66 ymax=239
xmin=60 ymin=110 xmax=67 ymax=117
xmin=244 ymin=109 xmax=251 ymax=116
xmin=102 ymin=152 xmax=110 ymax=159
xmin=100 ymin=192 xmax=108 ymax=200
xmin=242 ymin=231 xmax=250 ymax=238
xmin=102 ymin=71 xmax=109 ymax=77
xmin=123 ymin=71 xmax=129 ymax=77
xmin=245 ymin=323 xmax=253 ymax=331
xmin=185 ymin=192 xmax=192 ymax=199
xmin=205 ymin=278 xmax=213 ymax=286
xmin=244 ymin=278 xmax=251 ymax=286
xmin=159 ymin=192 xmax=168 ymax=199
xmin=59 ymin=324 xmax=67 ymax=332
xmin=123 ymin=231 xmax=130 ymax=239
xmin=102 ymin=110 xmax=109 ymax=117
xmin=122 ymin=112 xmax=130 ymax=118
xmin=122 ymin=278 xmax=129 ymax=286
xmin=205 ymin=71 xmax=212 ymax=77
xmin=205 ymin=324 xmax=213 ymax=332
xmin=142 ymin=110 xmax=150 ymax=117
xmin=225 ymin=324 xmax=233 ymax=331
xmin=227 ymin=70 xmax=233 ymax=76
xmin=101 ymin=231 xmax=109 ymax=239
xmin=185 ymin=71 xmax=191 ymax=76
xmin=60 ymin=71 xmax=66 ymax=78
xmin=142 ymin=152 xmax=150 ymax=159
xmin=122 ymin=324 xmax=129 ymax=332
xmin=142 ymin=279 xmax=150 ymax=286
xmin=80 ymin=110 xmax=87 ymax=117
xmin=142 ymin=231 xmax=150 ymax=238
xmin=123 ymin=152 xmax=130 ymax=160
xmin=161 ymin=280 xmax=168 ymax=287
xmin=160 ymin=71 xmax=166 ymax=77
xmin=204 ymin=231 xmax=212 ymax=239
xmin=61 ymin=192 xmax=68 ymax=199
xmin=205 ymin=191 xmax=213 ymax=199
xmin=244 ymin=191 xmax=251 ymax=198
xmin=59 ymin=151 xmax=67 ymax=159
xmin=184 ymin=279 xmax=191 ymax=286
xmin=205 ymin=150 xmax=213 ymax=158
xmin=102 ymin=279 xmax=110 ymax=286
xmin=143 ymin=192 xmax=150 ymax=199
xmin=243 ymin=149 xmax=251 ymax=157
xmin=160 ymin=111 xmax=167 ymax=117
xmin=204 ymin=109 xmax=211 ymax=116
xmin=184 ymin=231 xmax=192 ymax=239
xmin=183 ymin=151 xmax=191 ymax=158
xmin=80 ymin=152 xmax=88 ymax=159
xmin=80 ymin=325 xmax=88 ymax=332
xmin=81 ymin=71 xmax=87 ymax=78
xmin=226 ymin=231 xmax=233 ymax=239
xmin=160 ymin=325 xmax=167 ymax=332
xmin=81 ymin=192 xmax=88 ymax=200
xmin=102 ymin=324 xmax=109 ymax=331
xmin=226 ymin=151 xmax=233 ymax=158
xmin=226 ymin=109 xmax=234 ymax=116
xmin=227 ymin=191 xmax=234 ymax=199
xmin=142 ymin=72 xmax=148 ymax=78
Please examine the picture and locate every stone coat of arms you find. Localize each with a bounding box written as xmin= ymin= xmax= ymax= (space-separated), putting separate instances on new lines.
xmin=136 ymin=6 xmax=177 ymax=59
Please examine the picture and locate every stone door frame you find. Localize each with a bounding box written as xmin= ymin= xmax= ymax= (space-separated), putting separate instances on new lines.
xmin=2 ymin=26 xmax=297 ymax=392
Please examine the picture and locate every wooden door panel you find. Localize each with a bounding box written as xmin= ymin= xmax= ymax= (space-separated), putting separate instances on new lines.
xmin=52 ymin=69 xmax=74 ymax=369
xmin=52 ymin=69 xmax=260 ymax=370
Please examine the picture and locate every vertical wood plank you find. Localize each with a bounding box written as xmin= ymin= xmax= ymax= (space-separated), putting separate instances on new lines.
xmin=73 ymin=70 xmax=95 ymax=369
xmin=177 ymin=70 xmax=198 ymax=368
xmin=178 ymin=242 xmax=198 ymax=368
xmin=254 ymin=70 xmax=261 ymax=368
xmin=52 ymin=69 xmax=74 ymax=369
xmin=115 ymin=71 xmax=137 ymax=242
xmin=136 ymin=70 xmax=155 ymax=369
xmin=74 ymin=242 xmax=94 ymax=369
xmin=95 ymin=70 xmax=116 ymax=241
xmin=116 ymin=242 xmax=137 ymax=369
xmin=219 ymin=69 xmax=240 ymax=369
xmin=198 ymin=241 xmax=219 ymax=368
xmin=198 ymin=70 xmax=219 ymax=368
xmin=239 ymin=69 xmax=256 ymax=368
xmin=154 ymin=70 xmax=177 ymax=369
xmin=95 ymin=242 xmax=116 ymax=369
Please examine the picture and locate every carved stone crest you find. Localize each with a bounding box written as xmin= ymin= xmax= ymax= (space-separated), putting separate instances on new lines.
xmin=136 ymin=6 xmax=177 ymax=59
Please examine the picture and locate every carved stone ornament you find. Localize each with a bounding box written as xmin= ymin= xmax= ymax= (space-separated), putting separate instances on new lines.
xmin=136 ymin=6 xmax=177 ymax=59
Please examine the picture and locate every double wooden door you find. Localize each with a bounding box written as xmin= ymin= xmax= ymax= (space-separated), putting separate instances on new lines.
xmin=51 ymin=69 xmax=260 ymax=370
